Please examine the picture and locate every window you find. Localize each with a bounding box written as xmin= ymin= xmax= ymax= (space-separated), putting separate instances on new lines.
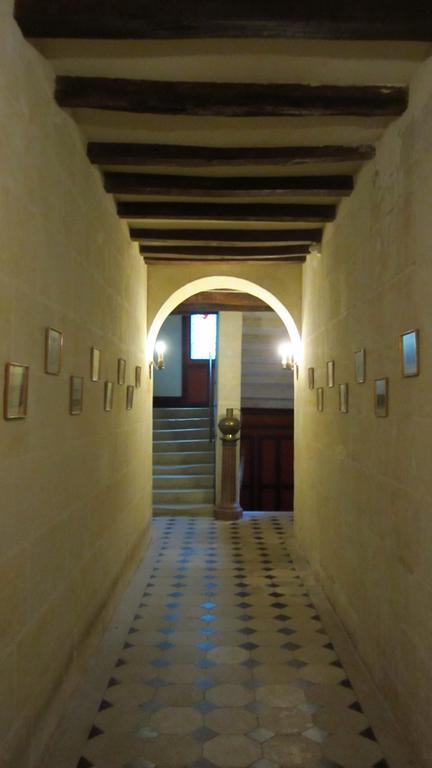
xmin=190 ymin=314 xmax=217 ymax=360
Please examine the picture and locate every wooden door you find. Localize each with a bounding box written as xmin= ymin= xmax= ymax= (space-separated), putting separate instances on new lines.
xmin=240 ymin=408 xmax=294 ymax=511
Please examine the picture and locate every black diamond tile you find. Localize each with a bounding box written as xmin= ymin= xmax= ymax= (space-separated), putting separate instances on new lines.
xmin=288 ymin=659 xmax=307 ymax=669
xmin=238 ymin=614 xmax=253 ymax=622
xmin=339 ymin=678 xmax=354 ymax=689
xmin=237 ymin=602 xmax=252 ymax=609
xmin=98 ymin=699 xmax=113 ymax=712
xmin=349 ymin=700 xmax=364 ymax=713
xmin=235 ymin=591 xmax=251 ymax=598
xmin=88 ymin=725 xmax=103 ymax=740
xmin=242 ymin=658 xmax=261 ymax=669
xmin=239 ymin=627 xmax=256 ymax=636
xmin=274 ymin=614 xmax=291 ymax=622
xmin=240 ymin=641 xmax=259 ymax=651
xmin=373 ymin=761 xmax=389 ymax=768
xmin=278 ymin=627 xmax=296 ymax=636
xmin=281 ymin=641 xmax=301 ymax=651
xmin=270 ymin=602 xmax=288 ymax=609
xmin=123 ymin=641 xmax=134 ymax=650
xmin=115 ymin=658 xmax=127 ymax=668
xmin=360 ymin=726 xmax=377 ymax=742
xmin=77 ymin=758 xmax=94 ymax=768
xmin=107 ymin=677 xmax=121 ymax=688
xmin=269 ymin=591 xmax=284 ymax=598
xmin=331 ymin=659 xmax=344 ymax=669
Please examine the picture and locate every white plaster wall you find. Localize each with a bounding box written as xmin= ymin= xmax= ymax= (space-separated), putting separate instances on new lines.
xmin=295 ymin=55 xmax=432 ymax=766
xmin=215 ymin=313 xmax=243 ymax=503
xmin=0 ymin=8 xmax=152 ymax=767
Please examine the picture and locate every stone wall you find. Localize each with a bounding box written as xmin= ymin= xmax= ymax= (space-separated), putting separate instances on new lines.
xmin=295 ymin=55 xmax=432 ymax=765
xmin=0 ymin=6 xmax=152 ymax=766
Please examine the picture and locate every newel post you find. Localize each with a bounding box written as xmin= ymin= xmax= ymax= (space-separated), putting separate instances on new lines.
xmin=214 ymin=408 xmax=243 ymax=521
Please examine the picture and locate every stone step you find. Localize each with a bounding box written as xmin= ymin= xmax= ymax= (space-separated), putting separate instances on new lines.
xmin=153 ymin=503 xmax=214 ymax=517
xmin=154 ymin=463 xmax=215 ymax=475
xmin=153 ymin=439 xmax=214 ymax=453
xmin=153 ymin=488 xmax=214 ymax=505
xmin=154 ymin=417 xmax=210 ymax=429
xmin=154 ymin=427 xmax=210 ymax=441
xmin=154 ymin=407 xmax=210 ymax=419
xmin=154 ymin=451 xmax=215 ymax=466
xmin=153 ymin=474 xmax=215 ymax=490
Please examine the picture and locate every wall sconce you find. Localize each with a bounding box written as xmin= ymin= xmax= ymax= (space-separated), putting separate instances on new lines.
xmin=279 ymin=342 xmax=295 ymax=371
xmin=149 ymin=340 xmax=166 ymax=378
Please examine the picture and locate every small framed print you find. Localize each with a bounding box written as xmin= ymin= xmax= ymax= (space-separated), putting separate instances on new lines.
xmin=118 ymin=358 xmax=126 ymax=385
xmin=70 ymin=376 xmax=83 ymax=415
xmin=126 ymin=385 xmax=134 ymax=410
xmin=91 ymin=347 xmax=101 ymax=382
xmin=339 ymin=383 xmax=349 ymax=413
xmin=317 ymin=387 xmax=324 ymax=412
xmin=45 ymin=327 xmax=63 ymax=375
xmin=104 ymin=381 xmax=114 ymax=412
xmin=327 ymin=360 xmax=335 ymax=388
xmin=354 ymin=349 xmax=366 ymax=384
xmin=135 ymin=365 xmax=142 ymax=389
xmin=295 ymin=364 xmax=299 ymax=380
xmin=374 ymin=378 xmax=388 ymax=418
xmin=308 ymin=367 xmax=315 ymax=390
xmin=4 ymin=363 xmax=29 ymax=420
xmin=400 ymin=329 xmax=419 ymax=378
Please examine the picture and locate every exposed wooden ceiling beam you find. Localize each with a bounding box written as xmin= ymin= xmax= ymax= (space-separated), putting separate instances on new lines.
xmin=14 ymin=1 xmax=432 ymax=41
xmin=144 ymin=256 xmax=306 ymax=264
xmin=88 ymin=143 xmax=375 ymax=168
xmin=118 ymin=202 xmax=335 ymax=222
xmin=173 ymin=293 xmax=272 ymax=313
xmin=129 ymin=227 xmax=323 ymax=244
xmin=56 ymin=77 xmax=407 ymax=117
xmin=105 ymin=173 xmax=353 ymax=198
xmin=140 ymin=245 xmax=310 ymax=258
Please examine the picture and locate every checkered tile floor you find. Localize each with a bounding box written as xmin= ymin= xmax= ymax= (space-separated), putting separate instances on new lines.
xmin=76 ymin=516 xmax=389 ymax=768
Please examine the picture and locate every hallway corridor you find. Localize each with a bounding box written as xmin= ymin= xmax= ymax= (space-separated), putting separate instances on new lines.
xmin=47 ymin=516 xmax=391 ymax=768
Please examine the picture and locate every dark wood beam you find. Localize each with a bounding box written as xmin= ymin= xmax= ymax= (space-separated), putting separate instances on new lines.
xmin=105 ymin=173 xmax=353 ymax=198
xmin=144 ymin=255 xmax=306 ymax=264
xmin=173 ymin=293 xmax=272 ymax=313
xmin=118 ymin=202 xmax=335 ymax=222
xmin=88 ymin=143 xmax=375 ymax=168
xmin=140 ymin=245 xmax=310 ymax=258
xmin=130 ymin=227 xmax=323 ymax=244
xmin=14 ymin=1 xmax=432 ymax=41
xmin=56 ymin=77 xmax=407 ymax=117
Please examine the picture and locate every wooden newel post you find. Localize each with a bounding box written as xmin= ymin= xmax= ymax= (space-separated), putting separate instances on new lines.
xmin=214 ymin=408 xmax=243 ymax=521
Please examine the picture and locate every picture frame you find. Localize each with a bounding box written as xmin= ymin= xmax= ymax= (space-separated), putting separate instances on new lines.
xmin=135 ymin=365 xmax=142 ymax=389
xmin=400 ymin=329 xmax=419 ymax=378
xmin=70 ymin=376 xmax=84 ymax=415
xmin=118 ymin=358 xmax=126 ymax=385
xmin=126 ymin=385 xmax=134 ymax=410
xmin=339 ymin=383 xmax=349 ymax=413
xmin=354 ymin=349 xmax=366 ymax=384
xmin=327 ymin=360 xmax=335 ymax=388
xmin=45 ymin=327 xmax=63 ymax=375
xmin=91 ymin=347 xmax=101 ymax=382
xmin=4 ymin=363 xmax=29 ymax=420
xmin=308 ymin=367 xmax=315 ymax=390
xmin=374 ymin=378 xmax=388 ymax=418
xmin=317 ymin=387 xmax=324 ymax=412
xmin=104 ymin=381 xmax=114 ymax=412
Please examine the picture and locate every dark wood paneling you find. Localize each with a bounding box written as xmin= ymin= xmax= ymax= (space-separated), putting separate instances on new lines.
xmin=15 ymin=1 xmax=432 ymax=41
xmin=240 ymin=408 xmax=294 ymax=512
xmin=89 ymin=143 xmax=375 ymax=168
xmin=56 ymin=77 xmax=408 ymax=117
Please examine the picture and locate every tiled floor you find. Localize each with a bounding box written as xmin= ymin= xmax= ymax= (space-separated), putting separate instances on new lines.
xmin=73 ymin=516 xmax=390 ymax=768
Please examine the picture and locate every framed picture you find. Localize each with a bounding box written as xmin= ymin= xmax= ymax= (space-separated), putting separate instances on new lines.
xmin=374 ymin=378 xmax=388 ymax=418
xmin=135 ymin=365 xmax=142 ymax=389
xmin=104 ymin=381 xmax=114 ymax=412
xmin=4 ymin=363 xmax=29 ymax=420
xmin=45 ymin=327 xmax=63 ymax=375
xmin=317 ymin=387 xmax=324 ymax=412
xmin=308 ymin=367 xmax=315 ymax=390
xmin=295 ymin=364 xmax=299 ymax=380
xmin=118 ymin=358 xmax=126 ymax=385
xmin=339 ymin=383 xmax=349 ymax=413
xmin=354 ymin=349 xmax=366 ymax=384
xmin=70 ymin=376 xmax=83 ymax=415
xmin=91 ymin=347 xmax=101 ymax=382
xmin=327 ymin=360 xmax=335 ymax=388
xmin=400 ymin=329 xmax=419 ymax=378
xmin=126 ymin=385 xmax=134 ymax=410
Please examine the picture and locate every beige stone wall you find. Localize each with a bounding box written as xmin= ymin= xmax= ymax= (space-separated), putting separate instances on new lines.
xmin=0 ymin=8 xmax=152 ymax=767
xmin=295 ymin=55 xmax=432 ymax=765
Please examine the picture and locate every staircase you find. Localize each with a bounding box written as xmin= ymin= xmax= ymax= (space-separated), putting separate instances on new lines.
xmin=153 ymin=407 xmax=215 ymax=516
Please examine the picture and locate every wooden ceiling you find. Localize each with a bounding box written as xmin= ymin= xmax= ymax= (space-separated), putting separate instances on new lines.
xmin=14 ymin=2 xmax=432 ymax=265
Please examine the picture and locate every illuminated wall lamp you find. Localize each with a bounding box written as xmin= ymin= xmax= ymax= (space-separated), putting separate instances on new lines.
xmin=149 ymin=340 xmax=166 ymax=378
xmin=279 ymin=342 xmax=295 ymax=371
